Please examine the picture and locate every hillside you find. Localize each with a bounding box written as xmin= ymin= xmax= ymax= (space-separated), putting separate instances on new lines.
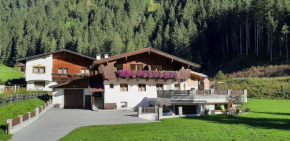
xmin=0 ymin=64 xmax=24 ymax=83
xmin=1 ymin=0 xmax=290 ymax=71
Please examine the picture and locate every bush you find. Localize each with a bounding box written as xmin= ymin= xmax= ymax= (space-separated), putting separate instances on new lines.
xmin=215 ymin=70 xmax=227 ymax=80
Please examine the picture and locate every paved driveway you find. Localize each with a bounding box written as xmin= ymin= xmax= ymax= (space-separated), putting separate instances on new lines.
xmin=11 ymin=109 xmax=153 ymax=141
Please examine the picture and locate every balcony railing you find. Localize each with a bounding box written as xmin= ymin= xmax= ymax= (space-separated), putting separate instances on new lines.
xmin=52 ymin=73 xmax=89 ymax=80
xmin=117 ymin=70 xmax=178 ymax=79
xmin=157 ymin=89 xmax=246 ymax=99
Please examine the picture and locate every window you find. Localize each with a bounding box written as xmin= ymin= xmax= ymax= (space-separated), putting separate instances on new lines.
xmin=63 ymin=68 xmax=68 ymax=74
xmin=58 ymin=68 xmax=63 ymax=74
xmin=81 ymin=68 xmax=85 ymax=73
xmin=120 ymin=102 xmax=127 ymax=108
xmin=33 ymin=66 xmax=45 ymax=74
xmin=120 ymin=84 xmax=128 ymax=92
xmin=138 ymin=84 xmax=146 ymax=92
xmin=65 ymin=58 xmax=68 ymax=61
xmin=34 ymin=81 xmax=45 ymax=88
xmin=116 ymin=64 xmax=123 ymax=70
xmin=85 ymin=69 xmax=90 ymax=74
xmin=110 ymin=84 xmax=114 ymax=89
xmin=156 ymin=84 xmax=163 ymax=91
xmin=174 ymin=83 xmax=180 ymax=90
xmin=151 ymin=65 xmax=162 ymax=71
xmin=72 ymin=58 xmax=75 ymax=62
xmin=130 ymin=64 xmax=143 ymax=71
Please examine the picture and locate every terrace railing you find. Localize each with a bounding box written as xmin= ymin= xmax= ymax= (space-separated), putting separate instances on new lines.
xmin=157 ymin=89 xmax=246 ymax=99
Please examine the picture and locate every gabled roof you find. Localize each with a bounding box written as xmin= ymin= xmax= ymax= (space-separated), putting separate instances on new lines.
xmin=93 ymin=47 xmax=201 ymax=68
xmin=17 ymin=49 xmax=95 ymax=63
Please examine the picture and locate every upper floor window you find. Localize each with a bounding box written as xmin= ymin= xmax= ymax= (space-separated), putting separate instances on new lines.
xmin=58 ymin=68 xmax=68 ymax=74
xmin=130 ymin=64 xmax=143 ymax=71
xmin=156 ymin=84 xmax=163 ymax=91
xmin=33 ymin=66 xmax=45 ymax=74
xmin=81 ymin=68 xmax=89 ymax=74
xmin=138 ymin=84 xmax=146 ymax=92
xmin=120 ymin=84 xmax=128 ymax=92
xmin=110 ymin=84 xmax=114 ymax=89
xmin=151 ymin=65 xmax=162 ymax=71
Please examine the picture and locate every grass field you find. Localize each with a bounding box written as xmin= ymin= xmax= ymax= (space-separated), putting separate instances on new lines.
xmin=0 ymin=99 xmax=44 ymax=140
xmin=61 ymin=99 xmax=290 ymax=141
xmin=0 ymin=64 xmax=24 ymax=82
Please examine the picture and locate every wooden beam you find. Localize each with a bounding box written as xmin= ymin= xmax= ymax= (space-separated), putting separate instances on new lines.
xmin=125 ymin=56 xmax=128 ymax=61
xmin=171 ymin=59 xmax=174 ymax=63
xmin=148 ymin=51 xmax=150 ymax=55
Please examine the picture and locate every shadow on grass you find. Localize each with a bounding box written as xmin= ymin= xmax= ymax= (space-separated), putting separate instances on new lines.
xmin=181 ymin=114 xmax=290 ymax=130
xmin=251 ymin=111 xmax=290 ymax=116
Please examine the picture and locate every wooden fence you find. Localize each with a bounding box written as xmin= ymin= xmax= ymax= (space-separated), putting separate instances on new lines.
xmin=0 ymin=93 xmax=48 ymax=106
xmin=6 ymin=100 xmax=52 ymax=134
xmin=142 ymin=107 xmax=156 ymax=113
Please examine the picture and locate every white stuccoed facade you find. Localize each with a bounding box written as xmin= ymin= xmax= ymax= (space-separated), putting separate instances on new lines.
xmin=25 ymin=54 xmax=57 ymax=91
xmin=103 ymin=78 xmax=199 ymax=109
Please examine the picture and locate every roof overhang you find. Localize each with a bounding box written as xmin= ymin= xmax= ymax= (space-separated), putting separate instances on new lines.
xmin=93 ymin=47 xmax=200 ymax=68
xmin=17 ymin=49 xmax=95 ymax=63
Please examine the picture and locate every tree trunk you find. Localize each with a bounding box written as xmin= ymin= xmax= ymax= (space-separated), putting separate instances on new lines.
xmin=240 ymin=24 xmax=242 ymax=55
xmin=246 ymin=17 xmax=249 ymax=55
xmin=287 ymin=34 xmax=289 ymax=61
xmin=268 ymin=32 xmax=270 ymax=52
xmin=255 ymin=20 xmax=257 ymax=55
xmin=270 ymin=34 xmax=273 ymax=62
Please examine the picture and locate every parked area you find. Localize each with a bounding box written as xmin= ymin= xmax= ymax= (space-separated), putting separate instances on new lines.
xmin=11 ymin=109 xmax=153 ymax=141
xmin=60 ymin=99 xmax=290 ymax=141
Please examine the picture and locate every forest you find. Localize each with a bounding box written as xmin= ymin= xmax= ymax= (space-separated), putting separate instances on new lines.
xmin=1 ymin=0 xmax=290 ymax=72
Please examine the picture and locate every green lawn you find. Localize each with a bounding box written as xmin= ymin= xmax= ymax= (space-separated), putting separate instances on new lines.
xmin=61 ymin=99 xmax=290 ymax=141
xmin=0 ymin=99 xmax=44 ymax=140
xmin=0 ymin=64 xmax=24 ymax=82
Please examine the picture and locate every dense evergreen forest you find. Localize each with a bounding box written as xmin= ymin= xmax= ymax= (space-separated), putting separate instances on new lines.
xmin=1 ymin=0 xmax=290 ymax=72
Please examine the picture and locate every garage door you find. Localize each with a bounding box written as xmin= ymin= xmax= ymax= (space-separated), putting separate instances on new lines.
xmin=64 ymin=89 xmax=83 ymax=109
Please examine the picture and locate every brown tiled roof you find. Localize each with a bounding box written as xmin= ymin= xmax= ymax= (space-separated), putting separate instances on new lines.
xmin=16 ymin=63 xmax=25 ymax=67
xmin=93 ymin=47 xmax=201 ymax=68
xmin=17 ymin=49 xmax=95 ymax=63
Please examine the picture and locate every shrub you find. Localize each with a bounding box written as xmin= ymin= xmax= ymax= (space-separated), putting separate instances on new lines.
xmin=215 ymin=70 xmax=227 ymax=80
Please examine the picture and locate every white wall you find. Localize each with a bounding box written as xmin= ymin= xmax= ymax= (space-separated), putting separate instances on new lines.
xmin=104 ymin=79 xmax=199 ymax=109
xmin=25 ymin=55 xmax=53 ymax=81
xmin=52 ymin=88 xmax=64 ymax=108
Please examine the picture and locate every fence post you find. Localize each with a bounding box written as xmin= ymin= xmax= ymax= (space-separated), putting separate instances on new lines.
xmin=158 ymin=107 xmax=163 ymax=119
xmin=35 ymin=107 xmax=39 ymax=119
xmin=138 ymin=107 xmax=142 ymax=116
xmin=178 ymin=106 xmax=183 ymax=116
xmin=227 ymin=89 xmax=231 ymax=96
xmin=19 ymin=115 xmax=23 ymax=125
xmin=6 ymin=119 xmax=13 ymax=134
xmin=27 ymin=112 xmax=31 ymax=119
xmin=154 ymin=106 xmax=158 ymax=113
xmin=210 ymin=89 xmax=215 ymax=95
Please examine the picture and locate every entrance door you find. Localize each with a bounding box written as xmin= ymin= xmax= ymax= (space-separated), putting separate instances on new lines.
xmin=85 ymin=95 xmax=91 ymax=109
xmin=94 ymin=92 xmax=104 ymax=109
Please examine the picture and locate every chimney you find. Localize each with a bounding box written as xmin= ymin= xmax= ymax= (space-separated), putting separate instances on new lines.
xmin=104 ymin=53 xmax=109 ymax=58
xmin=96 ymin=55 xmax=101 ymax=60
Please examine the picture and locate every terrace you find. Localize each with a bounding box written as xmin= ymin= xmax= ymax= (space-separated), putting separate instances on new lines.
xmin=157 ymin=89 xmax=247 ymax=103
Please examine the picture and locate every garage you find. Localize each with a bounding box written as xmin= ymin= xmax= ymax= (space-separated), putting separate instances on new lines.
xmin=64 ymin=89 xmax=83 ymax=109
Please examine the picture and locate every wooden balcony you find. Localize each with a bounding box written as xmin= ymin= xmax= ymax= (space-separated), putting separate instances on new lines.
xmin=97 ymin=61 xmax=192 ymax=80
xmin=52 ymin=73 xmax=89 ymax=81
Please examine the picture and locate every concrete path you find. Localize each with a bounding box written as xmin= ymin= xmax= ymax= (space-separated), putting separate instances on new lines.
xmin=11 ymin=109 xmax=153 ymax=141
